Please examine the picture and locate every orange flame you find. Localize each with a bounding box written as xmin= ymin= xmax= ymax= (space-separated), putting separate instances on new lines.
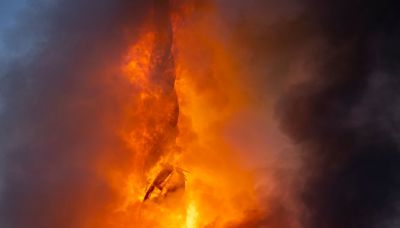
xmin=98 ymin=1 xmax=263 ymax=227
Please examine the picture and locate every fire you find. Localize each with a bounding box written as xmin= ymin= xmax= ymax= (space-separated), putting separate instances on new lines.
xmin=124 ymin=30 xmax=156 ymax=88
xmin=186 ymin=200 xmax=199 ymax=228
xmin=100 ymin=1 xmax=262 ymax=227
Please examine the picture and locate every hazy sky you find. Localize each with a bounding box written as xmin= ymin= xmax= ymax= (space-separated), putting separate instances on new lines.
xmin=0 ymin=0 xmax=26 ymax=54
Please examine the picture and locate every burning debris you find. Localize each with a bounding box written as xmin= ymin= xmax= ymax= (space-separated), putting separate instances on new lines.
xmin=143 ymin=165 xmax=186 ymax=202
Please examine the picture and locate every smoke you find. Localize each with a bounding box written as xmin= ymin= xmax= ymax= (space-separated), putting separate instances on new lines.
xmin=213 ymin=0 xmax=400 ymax=227
xmin=277 ymin=0 xmax=400 ymax=227
xmin=0 ymin=0 xmax=157 ymax=227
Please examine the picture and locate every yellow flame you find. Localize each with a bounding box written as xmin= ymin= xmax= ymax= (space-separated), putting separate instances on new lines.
xmin=185 ymin=201 xmax=199 ymax=228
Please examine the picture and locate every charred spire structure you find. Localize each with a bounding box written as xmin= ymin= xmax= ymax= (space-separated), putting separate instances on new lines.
xmin=126 ymin=0 xmax=180 ymax=173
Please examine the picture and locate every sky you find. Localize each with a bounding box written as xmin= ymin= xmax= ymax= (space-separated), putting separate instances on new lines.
xmin=0 ymin=0 xmax=26 ymax=117
xmin=0 ymin=0 xmax=26 ymax=55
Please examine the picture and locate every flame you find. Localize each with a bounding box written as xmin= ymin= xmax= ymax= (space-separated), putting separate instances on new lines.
xmin=123 ymin=30 xmax=156 ymax=89
xmin=97 ymin=1 xmax=263 ymax=227
xmin=186 ymin=200 xmax=199 ymax=228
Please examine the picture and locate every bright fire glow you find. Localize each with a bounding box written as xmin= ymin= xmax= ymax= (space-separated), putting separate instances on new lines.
xmin=99 ymin=1 xmax=263 ymax=227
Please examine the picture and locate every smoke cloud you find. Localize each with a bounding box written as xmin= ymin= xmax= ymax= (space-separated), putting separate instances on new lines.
xmin=215 ymin=0 xmax=400 ymax=227
xmin=278 ymin=0 xmax=400 ymax=227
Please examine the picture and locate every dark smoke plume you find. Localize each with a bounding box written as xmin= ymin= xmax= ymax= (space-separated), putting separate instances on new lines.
xmin=279 ymin=0 xmax=400 ymax=227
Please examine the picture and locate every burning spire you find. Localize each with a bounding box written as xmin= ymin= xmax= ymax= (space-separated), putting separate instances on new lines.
xmin=124 ymin=0 xmax=179 ymax=173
